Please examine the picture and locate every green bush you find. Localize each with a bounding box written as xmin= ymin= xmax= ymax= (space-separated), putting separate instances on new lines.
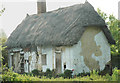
xmin=118 ymin=70 xmax=120 ymax=81
xmin=57 ymin=73 xmax=65 ymax=78
xmin=77 ymin=71 xmax=90 ymax=77
xmin=32 ymin=69 xmax=40 ymax=76
xmin=44 ymin=68 xmax=56 ymax=78
xmin=104 ymin=74 xmax=112 ymax=81
xmin=23 ymin=72 xmax=33 ymax=76
xmin=44 ymin=68 xmax=52 ymax=78
xmin=1 ymin=68 xmax=115 ymax=81
xmin=2 ymin=68 xmax=41 ymax=81
xmin=64 ymin=69 xmax=73 ymax=78
xmin=112 ymin=68 xmax=119 ymax=81
xmin=27 ymin=68 xmax=56 ymax=78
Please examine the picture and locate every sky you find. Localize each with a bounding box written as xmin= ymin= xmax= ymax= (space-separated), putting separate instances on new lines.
xmin=0 ymin=0 xmax=120 ymax=37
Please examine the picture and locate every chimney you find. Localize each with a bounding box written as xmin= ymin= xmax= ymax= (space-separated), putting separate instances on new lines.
xmin=37 ymin=0 xmax=46 ymax=14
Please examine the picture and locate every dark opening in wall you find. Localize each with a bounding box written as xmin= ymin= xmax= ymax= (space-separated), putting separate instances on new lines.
xmin=64 ymin=63 xmax=66 ymax=70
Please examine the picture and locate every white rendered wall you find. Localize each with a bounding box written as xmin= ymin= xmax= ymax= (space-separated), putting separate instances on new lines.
xmin=70 ymin=41 xmax=90 ymax=74
xmin=94 ymin=31 xmax=110 ymax=70
xmin=37 ymin=46 xmax=53 ymax=72
xmin=61 ymin=46 xmax=73 ymax=73
xmin=24 ymin=51 xmax=37 ymax=72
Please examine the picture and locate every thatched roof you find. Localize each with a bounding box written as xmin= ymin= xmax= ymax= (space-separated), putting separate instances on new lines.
xmin=6 ymin=2 xmax=115 ymax=48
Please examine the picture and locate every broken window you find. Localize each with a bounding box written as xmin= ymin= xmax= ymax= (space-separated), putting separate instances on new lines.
xmin=41 ymin=54 xmax=47 ymax=65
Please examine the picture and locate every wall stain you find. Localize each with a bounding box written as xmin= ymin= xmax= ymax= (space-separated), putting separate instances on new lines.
xmin=80 ymin=27 xmax=102 ymax=70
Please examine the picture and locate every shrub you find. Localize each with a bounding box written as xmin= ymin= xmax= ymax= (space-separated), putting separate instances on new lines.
xmin=77 ymin=71 xmax=90 ymax=77
xmin=112 ymin=67 xmax=119 ymax=81
xmin=2 ymin=68 xmax=41 ymax=81
xmin=1 ymin=64 xmax=119 ymax=81
xmin=118 ymin=70 xmax=120 ymax=81
xmin=90 ymin=70 xmax=99 ymax=76
xmin=45 ymin=68 xmax=54 ymax=78
xmin=32 ymin=69 xmax=40 ymax=76
xmin=57 ymin=73 xmax=65 ymax=78
xmin=104 ymin=74 xmax=112 ymax=81
xmin=28 ymin=68 xmax=56 ymax=78
xmin=23 ymin=72 xmax=33 ymax=76
xmin=64 ymin=69 xmax=73 ymax=78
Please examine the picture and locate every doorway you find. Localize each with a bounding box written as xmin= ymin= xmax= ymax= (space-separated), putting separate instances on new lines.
xmin=55 ymin=52 xmax=62 ymax=74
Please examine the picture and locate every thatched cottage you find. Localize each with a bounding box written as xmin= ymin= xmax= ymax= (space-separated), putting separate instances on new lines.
xmin=6 ymin=1 xmax=115 ymax=74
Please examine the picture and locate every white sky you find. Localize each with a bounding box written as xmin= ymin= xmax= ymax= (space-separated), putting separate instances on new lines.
xmin=0 ymin=0 xmax=119 ymax=37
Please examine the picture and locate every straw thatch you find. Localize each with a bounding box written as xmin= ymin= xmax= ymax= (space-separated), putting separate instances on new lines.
xmin=6 ymin=2 xmax=115 ymax=48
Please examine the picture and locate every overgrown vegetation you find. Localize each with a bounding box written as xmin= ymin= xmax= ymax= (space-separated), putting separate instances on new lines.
xmin=0 ymin=32 xmax=8 ymax=65
xmin=29 ymin=69 xmax=73 ymax=79
xmin=1 ymin=67 xmax=120 ymax=81
xmin=0 ymin=7 xmax=8 ymax=66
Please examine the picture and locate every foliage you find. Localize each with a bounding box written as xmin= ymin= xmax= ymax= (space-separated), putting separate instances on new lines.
xmin=0 ymin=8 xmax=5 ymax=16
xmin=29 ymin=68 xmax=56 ymax=78
xmin=44 ymin=68 xmax=53 ymax=78
xmin=2 ymin=68 xmax=41 ymax=81
xmin=23 ymin=72 xmax=33 ymax=76
xmin=2 ymin=67 xmax=120 ymax=81
xmin=32 ymin=69 xmax=40 ymax=76
xmin=1 ymin=64 xmax=120 ymax=81
xmin=112 ymin=67 xmax=119 ymax=81
xmin=77 ymin=71 xmax=90 ymax=77
xmin=57 ymin=73 xmax=65 ymax=77
xmin=64 ymin=69 xmax=73 ymax=78
xmin=0 ymin=29 xmax=8 ymax=65
xmin=97 ymin=8 xmax=120 ymax=56
xmin=0 ymin=7 xmax=8 ymax=65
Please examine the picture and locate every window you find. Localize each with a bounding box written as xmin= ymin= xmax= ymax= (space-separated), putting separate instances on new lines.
xmin=41 ymin=54 xmax=47 ymax=65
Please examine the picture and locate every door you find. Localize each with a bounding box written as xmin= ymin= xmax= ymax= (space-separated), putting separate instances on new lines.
xmin=55 ymin=52 xmax=62 ymax=74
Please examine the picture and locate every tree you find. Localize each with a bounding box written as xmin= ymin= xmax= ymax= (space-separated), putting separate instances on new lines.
xmin=0 ymin=8 xmax=8 ymax=65
xmin=97 ymin=8 xmax=120 ymax=56
xmin=0 ymin=29 xmax=8 ymax=65
xmin=0 ymin=30 xmax=7 ymax=75
xmin=0 ymin=8 xmax=6 ymax=61
xmin=0 ymin=7 xmax=6 ymax=75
